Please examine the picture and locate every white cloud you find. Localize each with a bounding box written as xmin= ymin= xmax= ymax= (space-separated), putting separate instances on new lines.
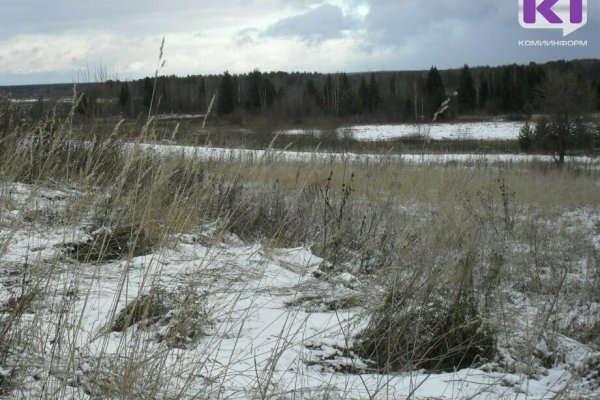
xmin=0 ymin=0 xmax=597 ymax=84
xmin=264 ymin=3 xmax=360 ymax=41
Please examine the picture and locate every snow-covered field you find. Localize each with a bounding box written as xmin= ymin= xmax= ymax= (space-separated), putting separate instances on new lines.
xmin=1 ymin=182 xmax=599 ymax=399
xmin=135 ymin=141 xmax=599 ymax=167
xmin=279 ymin=121 xmax=526 ymax=141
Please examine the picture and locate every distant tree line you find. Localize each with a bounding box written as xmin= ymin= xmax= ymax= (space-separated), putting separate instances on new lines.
xmin=25 ymin=59 xmax=600 ymax=123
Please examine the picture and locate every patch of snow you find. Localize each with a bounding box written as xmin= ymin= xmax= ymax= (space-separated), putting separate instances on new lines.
xmin=336 ymin=272 xmax=357 ymax=285
xmin=131 ymin=141 xmax=599 ymax=167
xmin=279 ymin=121 xmax=527 ymax=141
xmin=1 ymin=182 xmax=599 ymax=399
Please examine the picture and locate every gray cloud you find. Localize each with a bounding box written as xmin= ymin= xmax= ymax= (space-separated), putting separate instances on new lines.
xmin=359 ymin=0 xmax=599 ymax=69
xmin=0 ymin=0 xmax=304 ymax=36
xmin=0 ymin=0 xmax=598 ymax=84
xmin=366 ymin=0 xmax=499 ymax=42
xmin=264 ymin=3 xmax=359 ymax=41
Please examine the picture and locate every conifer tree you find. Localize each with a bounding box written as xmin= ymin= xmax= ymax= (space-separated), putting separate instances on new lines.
xmin=217 ymin=71 xmax=235 ymax=115
xmin=142 ymin=77 xmax=154 ymax=108
xmin=118 ymin=81 xmax=129 ymax=107
xmin=247 ymin=69 xmax=262 ymax=109
xmin=425 ymin=66 xmax=446 ymax=116
xmin=478 ymin=78 xmax=489 ymax=110
xmin=198 ymin=77 xmax=207 ymax=111
xmin=368 ymin=73 xmax=381 ymax=112
xmin=359 ymin=76 xmax=369 ymax=112
xmin=457 ymin=65 xmax=476 ymax=113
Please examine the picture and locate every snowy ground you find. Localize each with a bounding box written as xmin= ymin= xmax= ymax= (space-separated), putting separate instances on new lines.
xmin=278 ymin=121 xmax=526 ymax=141
xmin=1 ymin=182 xmax=599 ymax=399
xmin=135 ymin=142 xmax=599 ymax=168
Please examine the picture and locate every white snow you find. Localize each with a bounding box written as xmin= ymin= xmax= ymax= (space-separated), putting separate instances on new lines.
xmin=279 ymin=121 xmax=527 ymax=141
xmin=1 ymin=183 xmax=599 ymax=399
xmin=131 ymin=142 xmax=599 ymax=167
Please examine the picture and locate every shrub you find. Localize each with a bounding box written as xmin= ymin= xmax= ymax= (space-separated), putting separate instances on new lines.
xmin=518 ymin=121 xmax=534 ymax=151
xmin=356 ymin=288 xmax=495 ymax=372
xmin=68 ymin=223 xmax=154 ymax=262
xmin=520 ymin=117 xmax=596 ymax=165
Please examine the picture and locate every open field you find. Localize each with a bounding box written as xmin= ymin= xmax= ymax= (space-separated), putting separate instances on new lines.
xmin=1 ymin=106 xmax=599 ymax=399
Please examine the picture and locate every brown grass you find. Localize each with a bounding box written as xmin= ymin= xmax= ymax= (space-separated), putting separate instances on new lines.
xmin=0 ymin=97 xmax=598 ymax=396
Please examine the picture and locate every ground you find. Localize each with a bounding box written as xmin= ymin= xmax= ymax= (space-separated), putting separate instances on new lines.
xmin=1 ymin=152 xmax=599 ymax=399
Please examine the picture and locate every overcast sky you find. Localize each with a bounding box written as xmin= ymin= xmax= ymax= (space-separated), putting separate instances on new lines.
xmin=0 ymin=0 xmax=598 ymax=85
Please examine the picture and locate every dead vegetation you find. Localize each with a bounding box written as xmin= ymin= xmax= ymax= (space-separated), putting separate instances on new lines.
xmin=0 ymin=98 xmax=598 ymax=398
xmin=67 ymin=223 xmax=154 ymax=262
xmin=110 ymin=287 xmax=207 ymax=348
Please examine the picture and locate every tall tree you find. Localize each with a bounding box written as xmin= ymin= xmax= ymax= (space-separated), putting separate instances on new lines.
xmin=425 ymin=66 xmax=446 ymax=117
xmin=217 ymin=71 xmax=235 ymax=115
xmin=323 ymin=74 xmax=335 ymax=113
xmin=368 ymin=73 xmax=381 ymax=112
xmin=304 ymin=78 xmax=320 ymax=113
xmin=359 ymin=76 xmax=369 ymax=112
xmin=478 ymin=77 xmax=489 ymax=110
xmin=457 ymin=65 xmax=477 ymax=113
xmin=339 ymin=73 xmax=351 ymax=95
xmin=500 ymin=66 xmax=516 ymax=112
xmin=340 ymin=89 xmax=362 ymax=115
xmin=142 ymin=77 xmax=154 ymax=109
xmin=389 ymin=73 xmax=397 ymax=99
xmin=118 ymin=81 xmax=129 ymax=107
xmin=595 ymin=80 xmax=600 ymax=111
xmin=198 ymin=77 xmax=207 ymax=111
xmin=523 ymin=62 xmax=544 ymax=110
xmin=262 ymin=77 xmax=276 ymax=109
xmin=247 ymin=69 xmax=262 ymax=110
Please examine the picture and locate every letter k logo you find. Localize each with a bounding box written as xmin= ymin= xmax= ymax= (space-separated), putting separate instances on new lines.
xmin=523 ymin=0 xmax=562 ymax=23
xmin=519 ymin=0 xmax=587 ymax=36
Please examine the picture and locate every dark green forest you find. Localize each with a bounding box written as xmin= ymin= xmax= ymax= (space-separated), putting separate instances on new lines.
xmin=3 ymin=59 xmax=600 ymax=124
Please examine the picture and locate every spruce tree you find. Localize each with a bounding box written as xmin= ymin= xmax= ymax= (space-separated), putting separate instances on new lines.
xmin=217 ymin=71 xmax=235 ymax=115
xmin=340 ymin=89 xmax=362 ymax=115
xmin=478 ymin=78 xmax=489 ymax=110
xmin=198 ymin=77 xmax=207 ymax=111
xmin=118 ymin=81 xmax=129 ymax=107
xmin=389 ymin=73 xmax=397 ymax=99
xmin=359 ymin=76 xmax=369 ymax=112
xmin=142 ymin=77 xmax=154 ymax=108
xmin=368 ymin=73 xmax=381 ymax=112
xmin=425 ymin=66 xmax=446 ymax=117
xmin=323 ymin=74 xmax=334 ymax=112
xmin=247 ymin=69 xmax=262 ymax=109
xmin=595 ymin=80 xmax=600 ymax=111
xmin=457 ymin=65 xmax=476 ymax=113
xmin=262 ymin=77 xmax=276 ymax=108
xmin=304 ymin=78 xmax=319 ymax=112
xmin=500 ymin=66 xmax=516 ymax=112
xmin=339 ymin=73 xmax=351 ymax=95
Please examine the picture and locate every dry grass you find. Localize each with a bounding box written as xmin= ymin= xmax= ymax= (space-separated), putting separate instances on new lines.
xmin=0 ymin=96 xmax=598 ymax=398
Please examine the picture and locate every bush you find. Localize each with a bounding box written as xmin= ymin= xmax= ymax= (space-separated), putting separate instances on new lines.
xmin=518 ymin=121 xmax=534 ymax=151
xmin=68 ymin=223 xmax=154 ymax=262
xmin=356 ymin=283 xmax=496 ymax=372
xmin=520 ymin=117 xmax=597 ymax=164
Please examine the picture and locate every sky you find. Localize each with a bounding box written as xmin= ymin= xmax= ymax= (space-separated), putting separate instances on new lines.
xmin=0 ymin=0 xmax=598 ymax=85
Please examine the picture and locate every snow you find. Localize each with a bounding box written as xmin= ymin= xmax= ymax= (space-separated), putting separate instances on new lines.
xmin=131 ymin=142 xmax=599 ymax=167
xmin=1 ymin=183 xmax=599 ymax=399
xmin=155 ymin=113 xmax=206 ymax=121
xmin=278 ymin=121 xmax=527 ymax=141
xmin=8 ymin=97 xmax=74 ymax=104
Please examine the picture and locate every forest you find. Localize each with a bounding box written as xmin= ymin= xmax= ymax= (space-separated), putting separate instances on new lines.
xmin=60 ymin=58 xmax=600 ymax=123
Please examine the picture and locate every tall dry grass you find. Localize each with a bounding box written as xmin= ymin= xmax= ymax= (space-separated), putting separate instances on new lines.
xmin=0 ymin=90 xmax=598 ymax=398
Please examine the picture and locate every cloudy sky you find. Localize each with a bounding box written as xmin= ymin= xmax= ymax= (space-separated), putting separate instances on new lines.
xmin=0 ymin=0 xmax=597 ymax=85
